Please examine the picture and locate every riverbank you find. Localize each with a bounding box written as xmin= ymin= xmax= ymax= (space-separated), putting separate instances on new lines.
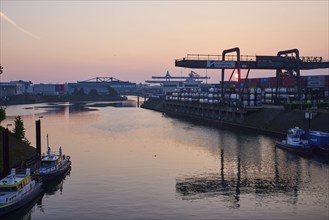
xmin=141 ymin=98 xmax=329 ymax=137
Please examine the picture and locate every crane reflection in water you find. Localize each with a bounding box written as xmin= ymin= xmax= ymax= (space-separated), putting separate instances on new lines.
xmin=176 ymin=147 xmax=307 ymax=209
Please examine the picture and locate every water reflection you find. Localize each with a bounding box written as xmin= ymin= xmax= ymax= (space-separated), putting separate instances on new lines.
xmin=27 ymin=101 xmax=137 ymax=114
xmin=5 ymin=99 xmax=137 ymax=117
xmin=176 ymin=147 xmax=314 ymax=209
xmin=2 ymin=101 xmax=328 ymax=219
xmin=43 ymin=168 xmax=71 ymax=196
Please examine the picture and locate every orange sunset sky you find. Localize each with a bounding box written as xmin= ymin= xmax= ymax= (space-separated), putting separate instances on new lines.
xmin=0 ymin=1 xmax=328 ymax=84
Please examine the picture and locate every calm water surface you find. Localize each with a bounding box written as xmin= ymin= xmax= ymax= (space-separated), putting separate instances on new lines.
xmin=2 ymin=99 xmax=329 ymax=220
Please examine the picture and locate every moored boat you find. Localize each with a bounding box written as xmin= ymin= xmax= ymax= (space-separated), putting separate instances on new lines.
xmin=34 ymin=146 xmax=71 ymax=182
xmin=275 ymin=127 xmax=313 ymax=155
xmin=308 ymin=130 xmax=329 ymax=156
xmin=0 ymin=168 xmax=43 ymax=216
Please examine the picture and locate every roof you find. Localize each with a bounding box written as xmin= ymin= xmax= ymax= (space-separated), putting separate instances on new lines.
xmin=0 ymin=174 xmax=29 ymax=187
xmin=41 ymin=155 xmax=60 ymax=161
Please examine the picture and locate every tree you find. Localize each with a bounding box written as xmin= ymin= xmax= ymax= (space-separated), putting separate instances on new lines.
xmin=107 ymin=86 xmax=119 ymax=97
xmin=89 ymin=89 xmax=99 ymax=97
xmin=78 ymin=88 xmax=85 ymax=95
xmin=0 ymin=106 xmax=6 ymax=124
xmin=13 ymin=116 xmax=27 ymax=142
xmin=72 ymin=88 xmax=79 ymax=95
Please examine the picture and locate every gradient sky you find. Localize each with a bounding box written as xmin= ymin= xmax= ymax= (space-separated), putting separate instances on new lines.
xmin=0 ymin=1 xmax=328 ymax=84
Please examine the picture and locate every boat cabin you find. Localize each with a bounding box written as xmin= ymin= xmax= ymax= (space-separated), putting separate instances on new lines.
xmin=287 ymin=127 xmax=308 ymax=145
xmin=308 ymin=130 xmax=329 ymax=150
xmin=0 ymin=169 xmax=31 ymax=204
xmin=39 ymin=147 xmax=64 ymax=173
xmin=41 ymin=155 xmax=62 ymax=167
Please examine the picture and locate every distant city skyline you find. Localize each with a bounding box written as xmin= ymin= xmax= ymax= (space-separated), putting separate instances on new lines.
xmin=0 ymin=1 xmax=328 ymax=84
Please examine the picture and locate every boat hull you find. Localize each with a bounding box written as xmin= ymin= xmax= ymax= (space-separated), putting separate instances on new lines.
xmin=0 ymin=183 xmax=43 ymax=216
xmin=276 ymin=140 xmax=313 ymax=156
xmin=35 ymin=160 xmax=71 ymax=182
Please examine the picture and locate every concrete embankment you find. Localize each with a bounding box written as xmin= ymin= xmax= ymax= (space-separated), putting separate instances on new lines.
xmin=141 ymin=98 xmax=329 ymax=137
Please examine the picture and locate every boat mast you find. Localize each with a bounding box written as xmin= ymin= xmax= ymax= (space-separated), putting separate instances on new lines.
xmin=47 ymin=134 xmax=49 ymax=148
xmin=47 ymin=134 xmax=51 ymax=156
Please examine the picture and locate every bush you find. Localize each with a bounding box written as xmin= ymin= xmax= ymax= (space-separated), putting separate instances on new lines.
xmin=317 ymin=102 xmax=329 ymax=108
xmin=284 ymin=102 xmax=329 ymax=110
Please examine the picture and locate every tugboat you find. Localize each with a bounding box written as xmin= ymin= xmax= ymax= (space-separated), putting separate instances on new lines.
xmin=34 ymin=135 xmax=71 ymax=182
xmin=34 ymin=146 xmax=71 ymax=182
xmin=276 ymin=127 xmax=313 ymax=156
xmin=0 ymin=168 xmax=43 ymax=216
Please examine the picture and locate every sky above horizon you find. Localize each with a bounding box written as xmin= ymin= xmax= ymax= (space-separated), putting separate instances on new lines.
xmin=0 ymin=1 xmax=328 ymax=84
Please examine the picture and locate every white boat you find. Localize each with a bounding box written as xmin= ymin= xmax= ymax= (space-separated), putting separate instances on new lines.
xmin=34 ymin=146 xmax=71 ymax=182
xmin=275 ymin=127 xmax=313 ymax=155
xmin=0 ymin=168 xmax=43 ymax=216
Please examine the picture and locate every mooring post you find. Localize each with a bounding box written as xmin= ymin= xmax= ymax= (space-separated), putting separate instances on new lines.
xmin=137 ymin=95 xmax=140 ymax=108
xmin=2 ymin=128 xmax=10 ymax=177
xmin=36 ymin=119 xmax=41 ymax=159
xmin=220 ymin=149 xmax=224 ymax=185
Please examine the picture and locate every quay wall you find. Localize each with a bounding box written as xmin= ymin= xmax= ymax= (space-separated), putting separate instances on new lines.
xmin=141 ymin=98 xmax=329 ymax=137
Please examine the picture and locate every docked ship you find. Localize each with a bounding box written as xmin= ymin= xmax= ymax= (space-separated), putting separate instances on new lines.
xmin=34 ymin=146 xmax=71 ymax=182
xmin=276 ymin=127 xmax=313 ymax=155
xmin=308 ymin=130 xmax=329 ymax=156
xmin=0 ymin=168 xmax=43 ymax=216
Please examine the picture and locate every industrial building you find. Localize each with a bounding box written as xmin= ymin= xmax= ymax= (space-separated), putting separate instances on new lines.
xmin=67 ymin=77 xmax=137 ymax=95
xmin=0 ymin=81 xmax=33 ymax=99
xmin=33 ymin=83 xmax=65 ymax=95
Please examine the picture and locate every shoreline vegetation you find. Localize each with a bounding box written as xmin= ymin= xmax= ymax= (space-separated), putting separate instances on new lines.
xmin=0 ymin=127 xmax=36 ymax=178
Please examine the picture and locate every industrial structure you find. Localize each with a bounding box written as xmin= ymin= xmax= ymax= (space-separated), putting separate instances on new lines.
xmin=175 ymin=48 xmax=329 ymax=102
xmin=68 ymin=77 xmax=137 ymax=95
xmin=0 ymin=76 xmax=137 ymax=100
xmin=145 ymin=71 xmax=209 ymax=93
xmin=156 ymin=48 xmax=329 ymax=123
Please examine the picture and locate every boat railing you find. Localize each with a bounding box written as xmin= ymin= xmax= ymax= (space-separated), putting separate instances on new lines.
xmin=40 ymin=165 xmax=58 ymax=173
xmin=42 ymin=151 xmax=60 ymax=157
xmin=12 ymin=169 xmax=30 ymax=176
xmin=176 ymin=54 xmax=257 ymax=62
xmin=176 ymin=54 xmax=328 ymax=62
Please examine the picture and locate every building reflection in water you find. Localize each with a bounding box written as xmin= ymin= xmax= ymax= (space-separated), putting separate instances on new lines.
xmin=176 ymin=146 xmax=310 ymax=209
xmin=20 ymin=100 xmax=138 ymax=116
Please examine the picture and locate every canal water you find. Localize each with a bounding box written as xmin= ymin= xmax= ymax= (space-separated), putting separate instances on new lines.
xmin=2 ymin=99 xmax=329 ymax=220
